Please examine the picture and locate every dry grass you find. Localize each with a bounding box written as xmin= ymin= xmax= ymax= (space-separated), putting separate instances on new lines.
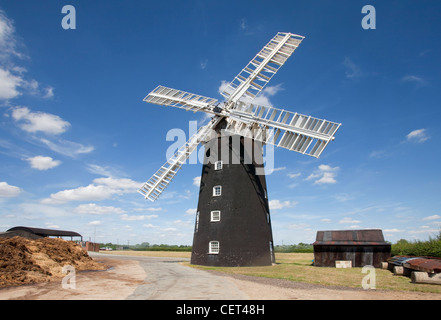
xmin=106 ymin=251 xmax=441 ymax=293
xmin=101 ymin=250 xmax=192 ymax=259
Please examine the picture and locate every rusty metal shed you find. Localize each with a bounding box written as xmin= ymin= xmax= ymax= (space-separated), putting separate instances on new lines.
xmin=2 ymin=226 xmax=82 ymax=241
xmin=313 ymin=229 xmax=391 ymax=268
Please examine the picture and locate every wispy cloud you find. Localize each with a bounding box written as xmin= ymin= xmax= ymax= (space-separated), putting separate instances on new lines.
xmin=0 ymin=10 xmax=54 ymax=100
xmin=240 ymin=18 xmax=247 ymax=31
xmin=39 ymin=137 xmax=94 ymax=157
xmin=120 ymin=213 xmax=158 ymax=221
xmin=218 ymin=81 xmax=284 ymax=107
xmin=406 ymin=128 xmax=430 ymax=143
xmin=339 ymin=217 xmax=361 ymax=224
xmin=74 ymin=203 xmax=126 ymax=215
xmin=343 ymin=57 xmax=361 ymax=78
xmin=199 ymin=59 xmax=208 ymax=70
xmin=422 ymin=214 xmax=440 ymax=221
xmin=401 ymin=75 xmax=427 ymax=87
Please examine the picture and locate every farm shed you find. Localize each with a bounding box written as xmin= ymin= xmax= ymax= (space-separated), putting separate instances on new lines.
xmin=0 ymin=226 xmax=83 ymax=241
xmin=313 ymin=229 xmax=391 ymax=268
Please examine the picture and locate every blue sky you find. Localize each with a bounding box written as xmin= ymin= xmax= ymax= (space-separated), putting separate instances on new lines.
xmin=0 ymin=0 xmax=440 ymax=245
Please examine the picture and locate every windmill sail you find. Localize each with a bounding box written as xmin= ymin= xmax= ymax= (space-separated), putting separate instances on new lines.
xmin=221 ymin=32 xmax=304 ymax=104
xmin=140 ymin=32 xmax=340 ymax=203
xmin=144 ymin=85 xmax=218 ymax=114
xmin=224 ymin=103 xmax=341 ymax=158
xmin=139 ymin=116 xmax=222 ymax=201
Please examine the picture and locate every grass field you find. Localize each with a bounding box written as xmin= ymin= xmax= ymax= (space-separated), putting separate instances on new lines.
xmin=103 ymin=251 xmax=441 ymax=294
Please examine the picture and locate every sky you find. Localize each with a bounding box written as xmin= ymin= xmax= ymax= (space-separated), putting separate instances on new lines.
xmin=0 ymin=0 xmax=440 ymax=246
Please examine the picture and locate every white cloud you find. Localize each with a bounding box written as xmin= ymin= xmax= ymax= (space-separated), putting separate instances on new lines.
xmin=339 ymin=217 xmax=361 ymax=224
xmin=0 ymin=181 xmax=21 ymax=197
xmin=406 ymin=128 xmax=429 ymax=143
xmin=41 ymin=177 xmax=142 ymax=204
xmin=12 ymin=107 xmax=70 ymax=135
xmin=41 ymin=184 xmax=111 ymax=204
xmin=8 ymin=107 xmax=93 ymax=158
xmin=0 ymin=10 xmax=54 ymax=100
xmin=422 ymin=214 xmax=441 ymax=221
xmin=87 ymin=220 xmax=102 ymax=226
xmin=74 ymin=203 xmax=126 ymax=215
xmin=26 ymin=155 xmax=61 ymax=170
xmin=185 ymin=208 xmax=197 ymax=215
xmin=45 ymin=224 xmax=60 ymax=229
xmin=287 ymin=172 xmax=301 ymax=179
xmin=143 ymin=223 xmax=159 ymax=228
xmin=269 ymin=199 xmax=297 ymax=210
xmin=306 ymin=164 xmax=339 ymax=185
xmin=120 ymin=214 xmax=158 ymax=221
xmin=192 ymin=176 xmax=201 ymax=187
xmin=0 ymin=68 xmax=22 ymax=99
xmin=251 ymin=84 xmax=284 ymax=107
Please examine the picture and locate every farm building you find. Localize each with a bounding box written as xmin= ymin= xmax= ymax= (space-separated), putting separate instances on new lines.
xmin=0 ymin=226 xmax=83 ymax=241
xmin=313 ymin=229 xmax=391 ymax=268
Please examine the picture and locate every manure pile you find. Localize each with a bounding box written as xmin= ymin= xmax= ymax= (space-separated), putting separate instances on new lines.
xmin=0 ymin=236 xmax=105 ymax=288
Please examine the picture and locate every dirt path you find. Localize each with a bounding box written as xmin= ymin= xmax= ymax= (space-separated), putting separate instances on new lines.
xmin=1 ymin=253 xmax=440 ymax=300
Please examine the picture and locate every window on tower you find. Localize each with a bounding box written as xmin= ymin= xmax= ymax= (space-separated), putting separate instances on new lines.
xmin=209 ymin=241 xmax=219 ymax=254
xmin=213 ymin=185 xmax=222 ymax=196
xmin=210 ymin=210 xmax=221 ymax=222
xmin=214 ymin=160 xmax=223 ymax=170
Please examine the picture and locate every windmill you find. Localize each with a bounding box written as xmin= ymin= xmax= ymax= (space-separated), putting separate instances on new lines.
xmin=138 ymin=32 xmax=341 ymax=266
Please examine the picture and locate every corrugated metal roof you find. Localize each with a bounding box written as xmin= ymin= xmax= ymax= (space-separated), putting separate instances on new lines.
xmin=313 ymin=229 xmax=389 ymax=246
xmin=387 ymin=256 xmax=419 ymax=266
xmin=403 ymin=258 xmax=441 ymax=273
xmin=7 ymin=226 xmax=82 ymax=238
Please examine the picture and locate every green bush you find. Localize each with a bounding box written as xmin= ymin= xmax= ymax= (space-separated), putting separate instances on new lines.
xmin=274 ymin=243 xmax=314 ymax=253
xmin=391 ymin=230 xmax=441 ymax=257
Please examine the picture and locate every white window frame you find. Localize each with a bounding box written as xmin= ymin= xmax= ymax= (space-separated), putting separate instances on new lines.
xmin=195 ymin=211 xmax=200 ymax=232
xmin=213 ymin=185 xmax=222 ymax=196
xmin=214 ymin=160 xmax=223 ymax=171
xmin=209 ymin=241 xmax=219 ymax=254
xmin=210 ymin=210 xmax=221 ymax=222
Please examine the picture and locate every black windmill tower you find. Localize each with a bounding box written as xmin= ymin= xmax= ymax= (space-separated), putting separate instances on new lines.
xmin=139 ymin=32 xmax=341 ymax=267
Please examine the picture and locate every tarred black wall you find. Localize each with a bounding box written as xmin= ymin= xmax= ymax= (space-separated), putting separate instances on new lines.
xmin=191 ymin=135 xmax=274 ymax=267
